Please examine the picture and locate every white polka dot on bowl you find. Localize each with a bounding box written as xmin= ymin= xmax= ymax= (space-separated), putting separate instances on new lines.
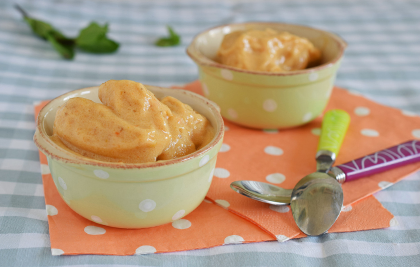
xmin=94 ymin=169 xmax=109 ymax=179
xmin=199 ymin=155 xmax=210 ymax=167
xmin=309 ymin=73 xmax=318 ymax=81
xmin=221 ymin=69 xmax=234 ymax=80
xmin=91 ymin=215 xmax=103 ymax=223
xmin=302 ymin=112 xmax=312 ymax=123
xmin=227 ymin=108 xmax=238 ymax=119
xmin=263 ymin=99 xmax=277 ymax=112
xmin=58 ymin=177 xmax=67 ymax=190
xmin=172 ymin=210 xmax=185 ymax=221
xmin=139 ymin=199 xmax=156 ymax=212
xmin=201 ymin=83 xmax=209 ymax=96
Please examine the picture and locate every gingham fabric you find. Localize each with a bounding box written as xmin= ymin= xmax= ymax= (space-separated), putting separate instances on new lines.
xmin=1 ymin=0 xmax=419 ymax=266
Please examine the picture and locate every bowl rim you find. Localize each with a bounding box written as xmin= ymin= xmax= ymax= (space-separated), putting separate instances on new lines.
xmin=34 ymin=85 xmax=224 ymax=169
xmin=186 ymin=21 xmax=347 ymax=76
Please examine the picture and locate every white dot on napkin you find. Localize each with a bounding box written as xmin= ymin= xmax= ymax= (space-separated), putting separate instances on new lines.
xmin=269 ymin=205 xmax=289 ymax=213
xmin=84 ymin=226 xmax=106 ymax=235
xmin=361 ymin=129 xmax=379 ymax=137
xmin=311 ymin=128 xmax=321 ymax=136
xmin=135 ymin=245 xmax=157 ymax=255
xmin=51 ymin=248 xmax=64 ymax=256
xmin=266 ymin=173 xmax=286 ymax=184
xmin=46 ymin=205 xmax=58 ymax=216
xmin=41 ymin=164 xmax=50 ymax=175
xmin=224 ymin=126 xmax=230 ymax=132
xmin=263 ymin=99 xmax=277 ymax=112
xmin=139 ymin=199 xmax=156 ymax=212
xmin=172 ymin=219 xmax=191 ymax=229
xmin=354 ymin=107 xmax=370 ymax=116
xmin=224 ymin=235 xmax=244 ymax=245
xmin=58 ymin=177 xmax=67 ymax=190
xmin=389 ymin=217 xmax=399 ymax=227
xmin=412 ymin=129 xmax=420 ymax=139
xmin=378 ymin=181 xmax=393 ymax=189
xmin=341 ymin=205 xmax=352 ymax=212
xmin=214 ymin=168 xmax=230 ymax=178
xmin=94 ymin=170 xmax=109 ymax=179
xmin=276 ymin=235 xmax=290 ymax=242
xmin=215 ymin=199 xmax=230 ymax=209
xmin=219 ymin=144 xmax=231 ymax=152
xmin=199 ymin=155 xmax=210 ymax=167
xmin=402 ymin=110 xmax=417 ymax=117
xmin=172 ymin=210 xmax=185 ymax=221
xmin=264 ymin=146 xmax=283 ymax=156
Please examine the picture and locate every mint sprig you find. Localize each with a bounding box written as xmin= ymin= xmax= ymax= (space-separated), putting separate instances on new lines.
xmin=15 ymin=5 xmax=119 ymax=59
xmin=155 ymin=26 xmax=181 ymax=47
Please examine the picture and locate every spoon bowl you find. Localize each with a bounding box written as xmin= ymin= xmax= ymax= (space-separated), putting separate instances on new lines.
xmin=290 ymin=172 xmax=343 ymax=236
xmin=230 ymin=181 xmax=292 ymax=205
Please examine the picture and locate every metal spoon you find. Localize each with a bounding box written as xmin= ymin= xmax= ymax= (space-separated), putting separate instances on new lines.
xmin=230 ymin=180 xmax=292 ymax=205
xmin=231 ymin=109 xmax=349 ymax=205
xmin=290 ymin=110 xmax=350 ymax=236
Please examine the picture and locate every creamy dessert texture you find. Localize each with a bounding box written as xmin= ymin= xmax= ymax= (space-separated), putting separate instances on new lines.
xmin=216 ymin=28 xmax=321 ymax=72
xmin=51 ymin=80 xmax=215 ymax=163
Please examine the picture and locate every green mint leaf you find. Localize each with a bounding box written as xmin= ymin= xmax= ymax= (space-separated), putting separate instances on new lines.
xmin=75 ymin=22 xmax=119 ymax=53
xmin=155 ymin=26 xmax=181 ymax=47
xmin=46 ymin=33 xmax=75 ymax=59
xmin=16 ymin=5 xmax=73 ymax=42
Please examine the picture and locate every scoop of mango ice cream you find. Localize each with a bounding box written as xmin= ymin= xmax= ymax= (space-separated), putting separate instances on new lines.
xmin=52 ymin=80 xmax=215 ymax=163
xmin=216 ymin=28 xmax=321 ymax=72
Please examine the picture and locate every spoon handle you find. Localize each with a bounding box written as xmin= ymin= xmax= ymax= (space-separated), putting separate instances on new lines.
xmin=316 ymin=109 xmax=350 ymax=172
xmin=333 ymin=140 xmax=420 ymax=182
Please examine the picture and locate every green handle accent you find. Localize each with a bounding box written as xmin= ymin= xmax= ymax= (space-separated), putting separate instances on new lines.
xmin=318 ymin=109 xmax=350 ymax=155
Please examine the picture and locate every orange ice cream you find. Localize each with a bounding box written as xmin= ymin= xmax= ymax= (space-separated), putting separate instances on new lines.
xmin=51 ymin=80 xmax=214 ymax=163
xmin=216 ymin=28 xmax=321 ymax=72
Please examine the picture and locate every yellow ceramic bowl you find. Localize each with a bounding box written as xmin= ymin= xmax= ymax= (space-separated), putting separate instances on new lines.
xmin=187 ymin=22 xmax=347 ymax=129
xmin=34 ymin=85 xmax=224 ymax=229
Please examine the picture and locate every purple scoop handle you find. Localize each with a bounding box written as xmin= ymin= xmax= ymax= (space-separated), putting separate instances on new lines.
xmin=337 ymin=140 xmax=420 ymax=182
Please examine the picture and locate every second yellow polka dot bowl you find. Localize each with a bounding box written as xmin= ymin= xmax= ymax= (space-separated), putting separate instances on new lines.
xmin=187 ymin=22 xmax=347 ymax=129
xmin=34 ymin=85 xmax=224 ymax=229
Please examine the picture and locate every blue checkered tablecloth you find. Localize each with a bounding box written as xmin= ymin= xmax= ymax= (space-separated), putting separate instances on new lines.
xmin=1 ymin=0 xmax=420 ymax=266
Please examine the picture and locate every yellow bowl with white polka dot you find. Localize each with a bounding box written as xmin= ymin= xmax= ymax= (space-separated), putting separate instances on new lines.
xmin=33 ymin=86 xmax=224 ymax=229
xmin=187 ymin=22 xmax=347 ymax=129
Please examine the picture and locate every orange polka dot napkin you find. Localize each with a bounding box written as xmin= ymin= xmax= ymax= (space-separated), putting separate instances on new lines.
xmin=34 ymin=81 xmax=420 ymax=255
